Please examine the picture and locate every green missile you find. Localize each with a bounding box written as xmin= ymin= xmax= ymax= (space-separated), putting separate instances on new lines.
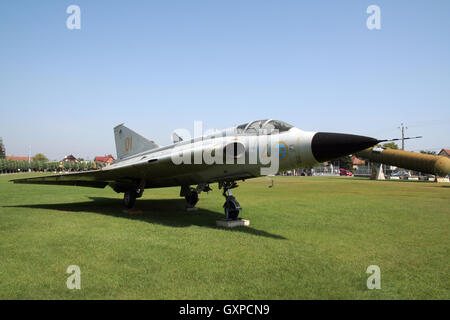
xmin=355 ymin=148 xmax=450 ymax=177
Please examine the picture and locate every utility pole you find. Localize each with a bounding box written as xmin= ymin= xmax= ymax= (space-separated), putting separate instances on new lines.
xmin=398 ymin=123 xmax=408 ymax=151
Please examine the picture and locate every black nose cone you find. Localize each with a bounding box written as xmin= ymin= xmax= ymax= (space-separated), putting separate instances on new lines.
xmin=311 ymin=132 xmax=379 ymax=162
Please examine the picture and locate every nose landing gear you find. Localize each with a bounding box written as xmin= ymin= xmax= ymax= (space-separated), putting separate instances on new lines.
xmin=220 ymin=181 xmax=242 ymax=220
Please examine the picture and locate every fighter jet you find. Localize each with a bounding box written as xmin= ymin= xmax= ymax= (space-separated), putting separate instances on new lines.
xmin=11 ymin=120 xmax=380 ymax=220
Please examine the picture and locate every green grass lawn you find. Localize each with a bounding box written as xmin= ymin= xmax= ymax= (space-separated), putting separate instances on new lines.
xmin=0 ymin=173 xmax=448 ymax=299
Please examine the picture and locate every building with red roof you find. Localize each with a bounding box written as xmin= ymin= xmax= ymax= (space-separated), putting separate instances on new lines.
xmin=351 ymin=155 xmax=366 ymax=169
xmin=94 ymin=155 xmax=115 ymax=164
xmin=61 ymin=154 xmax=79 ymax=162
xmin=438 ymin=149 xmax=450 ymax=158
xmin=6 ymin=156 xmax=29 ymax=161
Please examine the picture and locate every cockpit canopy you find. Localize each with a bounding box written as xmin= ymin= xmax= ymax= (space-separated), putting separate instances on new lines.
xmin=236 ymin=119 xmax=294 ymax=135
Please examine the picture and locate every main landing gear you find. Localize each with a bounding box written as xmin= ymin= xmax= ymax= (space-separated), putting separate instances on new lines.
xmin=185 ymin=188 xmax=199 ymax=208
xmin=180 ymin=184 xmax=212 ymax=209
xmin=219 ymin=181 xmax=242 ymax=220
xmin=123 ymin=184 xmax=145 ymax=209
xmin=181 ymin=182 xmax=242 ymax=219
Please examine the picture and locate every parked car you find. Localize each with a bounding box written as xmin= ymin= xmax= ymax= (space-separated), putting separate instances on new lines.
xmin=340 ymin=169 xmax=353 ymax=176
xmin=391 ymin=170 xmax=410 ymax=178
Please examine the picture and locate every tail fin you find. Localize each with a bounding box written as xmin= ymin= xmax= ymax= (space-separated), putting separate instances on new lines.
xmin=114 ymin=124 xmax=160 ymax=160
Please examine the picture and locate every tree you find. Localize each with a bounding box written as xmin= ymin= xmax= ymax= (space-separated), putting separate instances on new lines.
xmin=334 ymin=155 xmax=353 ymax=170
xmin=30 ymin=160 xmax=38 ymax=172
xmin=0 ymin=137 xmax=5 ymax=159
xmin=33 ymin=153 xmax=48 ymax=162
xmin=48 ymin=162 xmax=58 ymax=172
xmin=382 ymin=142 xmax=399 ymax=150
xmin=63 ymin=161 xmax=71 ymax=171
xmin=420 ymin=150 xmax=436 ymax=155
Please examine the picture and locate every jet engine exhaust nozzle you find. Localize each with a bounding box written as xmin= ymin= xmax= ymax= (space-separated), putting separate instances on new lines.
xmin=311 ymin=132 xmax=379 ymax=162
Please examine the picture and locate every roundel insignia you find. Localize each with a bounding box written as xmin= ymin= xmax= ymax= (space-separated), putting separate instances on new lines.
xmin=278 ymin=141 xmax=288 ymax=160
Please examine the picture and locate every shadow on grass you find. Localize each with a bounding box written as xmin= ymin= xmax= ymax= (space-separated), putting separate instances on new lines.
xmin=5 ymin=197 xmax=286 ymax=240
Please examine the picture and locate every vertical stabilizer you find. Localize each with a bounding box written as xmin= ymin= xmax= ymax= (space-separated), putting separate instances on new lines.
xmin=114 ymin=124 xmax=160 ymax=161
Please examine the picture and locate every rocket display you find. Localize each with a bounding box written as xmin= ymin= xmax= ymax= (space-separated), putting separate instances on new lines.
xmin=356 ymin=148 xmax=450 ymax=177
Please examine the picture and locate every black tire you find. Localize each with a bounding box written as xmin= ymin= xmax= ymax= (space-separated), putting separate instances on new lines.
xmin=185 ymin=191 xmax=199 ymax=207
xmin=224 ymin=197 xmax=241 ymax=220
xmin=123 ymin=190 xmax=137 ymax=209
xmin=226 ymin=208 xmax=240 ymax=220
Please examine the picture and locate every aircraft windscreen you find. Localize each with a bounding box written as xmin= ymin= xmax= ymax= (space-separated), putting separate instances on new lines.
xmin=265 ymin=120 xmax=293 ymax=132
xmin=236 ymin=119 xmax=293 ymax=135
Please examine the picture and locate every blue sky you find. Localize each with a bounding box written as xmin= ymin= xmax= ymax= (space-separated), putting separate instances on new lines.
xmin=1 ymin=0 xmax=449 ymax=160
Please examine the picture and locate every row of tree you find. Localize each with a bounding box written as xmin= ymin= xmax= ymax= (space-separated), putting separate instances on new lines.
xmin=0 ymin=159 xmax=102 ymax=174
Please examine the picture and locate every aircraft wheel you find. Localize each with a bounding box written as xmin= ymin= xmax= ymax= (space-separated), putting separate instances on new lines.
xmin=225 ymin=207 xmax=240 ymax=220
xmin=185 ymin=190 xmax=199 ymax=207
xmin=223 ymin=196 xmax=241 ymax=220
xmin=123 ymin=190 xmax=137 ymax=209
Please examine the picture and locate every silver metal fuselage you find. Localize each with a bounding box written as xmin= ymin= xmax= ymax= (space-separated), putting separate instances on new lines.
xmin=104 ymin=127 xmax=318 ymax=189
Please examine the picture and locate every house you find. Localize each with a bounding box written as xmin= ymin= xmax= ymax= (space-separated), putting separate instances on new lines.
xmin=438 ymin=149 xmax=450 ymax=158
xmin=6 ymin=156 xmax=29 ymax=161
xmin=351 ymin=155 xmax=366 ymax=169
xmin=94 ymin=155 xmax=115 ymax=164
xmin=62 ymin=154 xmax=79 ymax=162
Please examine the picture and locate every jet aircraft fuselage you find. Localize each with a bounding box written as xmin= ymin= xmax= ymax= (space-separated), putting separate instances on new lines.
xmin=11 ymin=119 xmax=380 ymax=219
